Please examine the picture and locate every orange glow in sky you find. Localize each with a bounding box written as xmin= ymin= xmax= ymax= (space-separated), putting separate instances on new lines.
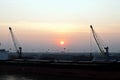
xmin=60 ymin=41 xmax=64 ymax=45
xmin=0 ymin=0 xmax=120 ymax=52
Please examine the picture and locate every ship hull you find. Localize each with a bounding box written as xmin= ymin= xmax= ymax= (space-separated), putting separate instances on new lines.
xmin=0 ymin=60 xmax=120 ymax=79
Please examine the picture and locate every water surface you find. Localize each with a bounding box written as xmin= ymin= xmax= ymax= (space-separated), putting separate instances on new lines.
xmin=0 ymin=73 xmax=92 ymax=80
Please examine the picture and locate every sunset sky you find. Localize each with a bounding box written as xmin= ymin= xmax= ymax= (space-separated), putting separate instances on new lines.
xmin=0 ymin=0 xmax=120 ymax=52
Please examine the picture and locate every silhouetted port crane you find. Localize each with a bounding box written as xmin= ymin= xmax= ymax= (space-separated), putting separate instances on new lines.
xmin=90 ymin=25 xmax=109 ymax=58
xmin=9 ymin=27 xmax=22 ymax=58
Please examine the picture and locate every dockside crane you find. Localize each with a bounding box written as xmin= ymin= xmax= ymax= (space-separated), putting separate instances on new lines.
xmin=9 ymin=27 xmax=22 ymax=58
xmin=90 ymin=25 xmax=109 ymax=58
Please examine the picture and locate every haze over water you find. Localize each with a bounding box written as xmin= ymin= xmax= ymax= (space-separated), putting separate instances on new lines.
xmin=0 ymin=0 xmax=120 ymax=53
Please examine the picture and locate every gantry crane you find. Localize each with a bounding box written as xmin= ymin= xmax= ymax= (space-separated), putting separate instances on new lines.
xmin=90 ymin=25 xmax=109 ymax=58
xmin=9 ymin=27 xmax=22 ymax=58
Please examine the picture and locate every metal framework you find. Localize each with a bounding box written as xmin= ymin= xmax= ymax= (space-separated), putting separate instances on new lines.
xmin=9 ymin=27 xmax=22 ymax=58
xmin=90 ymin=25 xmax=109 ymax=57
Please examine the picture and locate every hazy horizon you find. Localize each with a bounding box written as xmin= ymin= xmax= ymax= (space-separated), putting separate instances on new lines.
xmin=0 ymin=0 xmax=120 ymax=52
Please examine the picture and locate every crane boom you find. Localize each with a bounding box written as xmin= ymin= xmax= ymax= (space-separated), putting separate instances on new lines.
xmin=9 ymin=27 xmax=18 ymax=53
xmin=9 ymin=27 xmax=22 ymax=58
xmin=90 ymin=25 xmax=109 ymax=57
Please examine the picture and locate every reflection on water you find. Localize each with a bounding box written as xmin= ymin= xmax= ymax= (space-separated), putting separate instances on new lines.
xmin=0 ymin=73 xmax=90 ymax=80
xmin=0 ymin=74 xmax=32 ymax=80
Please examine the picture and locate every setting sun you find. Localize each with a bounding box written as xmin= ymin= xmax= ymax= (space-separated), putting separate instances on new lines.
xmin=60 ymin=41 xmax=64 ymax=45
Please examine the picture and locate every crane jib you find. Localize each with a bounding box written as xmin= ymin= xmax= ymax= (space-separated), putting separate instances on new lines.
xmin=9 ymin=27 xmax=22 ymax=58
xmin=90 ymin=25 xmax=109 ymax=57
